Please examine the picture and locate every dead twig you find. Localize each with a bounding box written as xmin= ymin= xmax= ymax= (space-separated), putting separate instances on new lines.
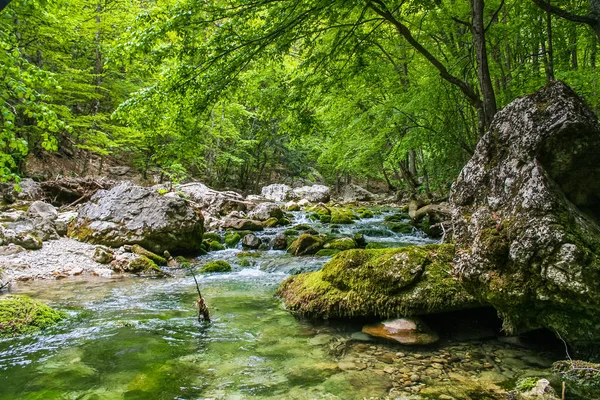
xmin=190 ymin=268 xmax=210 ymax=322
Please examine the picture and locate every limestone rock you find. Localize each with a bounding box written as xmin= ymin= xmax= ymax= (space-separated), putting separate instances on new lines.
xmin=93 ymin=246 xmax=114 ymax=264
xmin=242 ymin=234 xmax=261 ymax=249
xmin=451 ymin=81 xmax=600 ymax=347
xmin=362 ymin=318 xmax=439 ymax=345
xmin=293 ymin=185 xmax=331 ymax=203
xmin=221 ymin=218 xmax=263 ymax=231
xmin=26 ymin=201 xmax=58 ymax=220
xmin=69 ymin=182 xmax=204 ymax=254
xmin=340 ymin=184 xmax=374 ymax=202
xmin=261 ymin=184 xmax=297 ymax=202
xmin=176 ymin=182 xmax=248 ymax=217
xmin=247 ymin=202 xmax=284 ymax=221
xmin=277 ymin=244 xmax=481 ymax=318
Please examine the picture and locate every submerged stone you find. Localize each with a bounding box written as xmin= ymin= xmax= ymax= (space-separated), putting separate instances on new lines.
xmin=362 ymin=318 xmax=439 ymax=345
xmin=277 ymin=244 xmax=481 ymax=319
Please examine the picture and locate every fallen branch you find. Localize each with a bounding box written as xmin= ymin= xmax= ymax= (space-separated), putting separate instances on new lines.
xmin=190 ymin=268 xmax=210 ymax=322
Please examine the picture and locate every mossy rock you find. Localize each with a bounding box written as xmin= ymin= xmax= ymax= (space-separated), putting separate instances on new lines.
xmin=0 ymin=295 xmax=66 ymax=337
xmin=287 ymin=234 xmax=325 ymax=256
xmin=384 ymin=213 xmax=409 ymax=223
xmin=283 ymin=229 xmax=299 ymax=236
xmin=279 ymin=217 xmax=291 ymax=226
xmin=330 ymin=208 xmax=356 ymax=224
xmin=224 ymin=233 xmax=241 ymax=248
xmin=208 ymin=240 xmax=225 ymax=251
xmin=387 ymin=222 xmax=414 ymax=234
xmin=128 ymin=255 xmax=162 ymax=274
xmin=263 ymin=217 xmax=280 ymax=228
xmin=358 ymin=209 xmax=374 ymax=219
xmin=236 ymin=251 xmax=261 ymax=258
xmin=365 ymin=243 xmax=387 ymax=249
xmin=324 ymin=238 xmax=357 ymax=251
xmin=277 ymin=244 xmax=482 ymax=319
xmin=319 ymin=214 xmax=332 ymax=223
xmin=200 ymin=260 xmax=232 ymax=273
xmin=203 ymin=232 xmax=223 ymax=243
xmin=315 ymin=249 xmax=341 ymax=257
xmin=131 ymin=244 xmax=167 ymax=266
xmin=292 ymin=224 xmax=313 ymax=231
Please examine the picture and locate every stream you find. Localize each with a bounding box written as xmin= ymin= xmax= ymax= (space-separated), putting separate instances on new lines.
xmin=0 ymin=209 xmax=563 ymax=399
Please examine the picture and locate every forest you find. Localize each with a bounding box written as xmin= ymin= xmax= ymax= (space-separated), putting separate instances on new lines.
xmin=1 ymin=0 xmax=598 ymax=195
xmin=2 ymin=1 xmax=600 ymax=399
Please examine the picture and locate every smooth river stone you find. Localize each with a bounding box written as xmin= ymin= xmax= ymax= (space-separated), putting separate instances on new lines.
xmin=362 ymin=318 xmax=439 ymax=345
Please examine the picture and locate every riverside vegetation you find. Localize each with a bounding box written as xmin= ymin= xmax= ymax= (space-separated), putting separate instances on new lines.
xmin=1 ymin=0 xmax=600 ymax=399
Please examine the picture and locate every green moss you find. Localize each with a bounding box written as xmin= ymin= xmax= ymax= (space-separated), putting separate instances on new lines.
xmin=131 ymin=245 xmax=167 ymax=265
xmin=200 ymin=260 xmax=232 ymax=273
xmin=238 ymin=258 xmax=251 ymax=267
xmin=387 ymin=222 xmax=414 ymax=234
xmin=129 ymin=255 xmax=162 ymax=274
xmin=203 ymin=233 xmax=223 ymax=243
xmin=358 ymin=209 xmax=374 ymax=219
xmin=315 ymin=249 xmax=341 ymax=257
xmin=283 ymin=229 xmax=299 ymax=236
xmin=277 ymin=244 xmax=481 ymax=319
xmin=224 ymin=233 xmax=241 ymax=247
xmin=319 ymin=214 xmax=332 ymax=223
xmin=279 ymin=218 xmax=291 ymax=226
xmin=515 ymin=377 xmax=539 ymax=392
xmin=287 ymin=234 xmax=325 ymax=256
xmin=263 ymin=217 xmax=279 ymax=228
xmin=365 ymin=243 xmax=386 ymax=249
xmin=330 ymin=208 xmax=356 ymax=224
xmin=292 ymin=224 xmax=312 ymax=231
xmin=208 ymin=241 xmax=225 ymax=251
xmin=324 ymin=238 xmax=357 ymax=251
xmin=0 ymin=295 xmax=66 ymax=337
xmin=236 ymin=251 xmax=261 ymax=258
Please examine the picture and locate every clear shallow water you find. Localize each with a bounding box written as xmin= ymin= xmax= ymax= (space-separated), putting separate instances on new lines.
xmin=0 ymin=209 xmax=562 ymax=399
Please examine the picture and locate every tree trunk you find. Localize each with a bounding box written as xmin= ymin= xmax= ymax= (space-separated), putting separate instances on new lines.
xmin=546 ymin=10 xmax=555 ymax=80
xmin=471 ymin=0 xmax=497 ymax=131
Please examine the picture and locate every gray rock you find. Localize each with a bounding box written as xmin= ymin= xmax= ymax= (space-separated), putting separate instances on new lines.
xmin=26 ymin=201 xmax=58 ymax=220
xmin=177 ymin=182 xmax=248 ymax=217
xmin=247 ymin=202 xmax=284 ymax=221
xmin=0 ymin=244 xmax=25 ymax=256
xmin=0 ymin=228 xmax=43 ymax=250
xmin=221 ymin=218 xmax=263 ymax=231
xmin=451 ymin=81 xmax=600 ymax=346
xmin=271 ymin=233 xmax=287 ymax=250
xmin=293 ymin=185 xmax=330 ymax=203
xmin=17 ymin=179 xmax=43 ymax=201
xmin=107 ymin=166 xmax=131 ymax=176
xmin=69 ymin=181 xmax=204 ymax=254
xmin=93 ymin=246 xmax=114 ymax=264
xmin=339 ymin=184 xmax=374 ymax=202
xmin=261 ymin=184 xmax=296 ymax=202
xmin=242 ymin=234 xmax=261 ymax=249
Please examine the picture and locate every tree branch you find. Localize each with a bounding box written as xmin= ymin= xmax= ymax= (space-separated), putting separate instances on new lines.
xmin=530 ymin=0 xmax=598 ymax=26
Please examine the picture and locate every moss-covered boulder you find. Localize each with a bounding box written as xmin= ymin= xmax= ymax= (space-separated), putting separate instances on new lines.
xmin=315 ymin=249 xmax=341 ymax=257
xmin=131 ymin=244 xmax=167 ymax=265
xmin=207 ymin=240 xmax=225 ymax=251
xmin=0 ymin=295 xmax=66 ymax=337
xmin=451 ymin=81 xmax=600 ymax=350
xmin=330 ymin=208 xmax=356 ymax=224
xmin=202 ymin=232 xmax=223 ymax=243
xmin=277 ymin=244 xmax=481 ymax=318
xmin=68 ymin=182 xmax=204 ymax=254
xmin=200 ymin=260 xmax=232 ymax=273
xmin=324 ymin=238 xmax=357 ymax=251
xmin=287 ymin=234 xmax=325 ymax=256
xmin=224 ymin=232 xmax=241 ymax=247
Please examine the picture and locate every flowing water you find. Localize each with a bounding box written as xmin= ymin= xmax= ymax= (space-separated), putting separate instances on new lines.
xmin=0 ymin=209 xmax=563 ymax=399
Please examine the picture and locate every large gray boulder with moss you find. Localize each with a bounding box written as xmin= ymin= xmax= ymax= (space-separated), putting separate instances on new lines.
xmin=451 ymin=81 xmax=600 ymax=348
xmin=176 ymin=182 xmax=248 ymax=217
xmin=69 ymin=182 xmax=203 ymax=254
xmin=261 ymin=184 xmax=296 ymax=202
xmin=277 ymin=244 xmax=480 ymax=318
xmin=293 ymin=185 xmax=330 ymax=203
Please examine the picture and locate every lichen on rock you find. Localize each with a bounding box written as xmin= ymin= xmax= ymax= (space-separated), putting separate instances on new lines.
xmin=277 ymin=244 xmax=481 ymax=319
xmin=450 ymin=81 xmax=600 ymax=350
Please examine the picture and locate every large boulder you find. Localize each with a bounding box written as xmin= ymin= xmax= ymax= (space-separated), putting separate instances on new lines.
xmin=277 ymin=244 xmax=481 ymax=318
xmin=293 ymin=185 xmax=331 ymax=203
xmin=247 ymin=202 xmax=284 ymax=221
xmin=261 ymin=184 xmax=296 ymax=202
xmin=68 ymin=182 xmax=204 ymax=254
xmin=450 ymin=81 xmax=600 ymax=348
xmin=176 ymin=182 xmax=249 ymax=217
xmin=339 ymin=184 xmax=374 ymax=202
